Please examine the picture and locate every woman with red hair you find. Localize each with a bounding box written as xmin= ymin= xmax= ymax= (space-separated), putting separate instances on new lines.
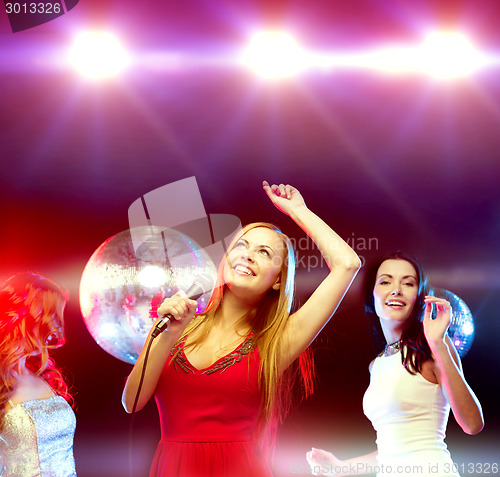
xmin=0 ymin=272 xmax=76 ymax=477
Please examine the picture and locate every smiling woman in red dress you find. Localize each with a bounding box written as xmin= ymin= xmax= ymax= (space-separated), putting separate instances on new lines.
xmin=122 ymin=181 xmax=362 ymax=477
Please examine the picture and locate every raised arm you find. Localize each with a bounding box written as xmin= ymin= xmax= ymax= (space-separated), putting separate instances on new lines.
xmin=262 ymin=181 xmax=361 ymax=368
xmin=121 ymin=292 xmax=197 ymax=413
xmin=423 ymin=296 xmax=484 ymax=435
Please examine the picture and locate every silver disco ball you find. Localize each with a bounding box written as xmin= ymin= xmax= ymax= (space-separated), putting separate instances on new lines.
xmin=80 ymin=226 xmax=217 ymax=364
xmin=430 ymin=288 xmax=475 ymax=357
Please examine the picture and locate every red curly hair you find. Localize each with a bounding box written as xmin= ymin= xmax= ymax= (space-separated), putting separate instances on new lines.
xmin=0 ymin=273 xmax=73 ymax=430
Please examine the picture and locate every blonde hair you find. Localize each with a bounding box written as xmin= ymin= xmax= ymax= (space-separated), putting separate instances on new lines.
xmin=0 ymin=273 xmax=73 ymax=430
xmin=179 ymin=223 xmax=314 ymax=449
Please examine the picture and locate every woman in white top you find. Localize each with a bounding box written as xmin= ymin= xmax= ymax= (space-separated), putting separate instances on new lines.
xmin=307 ymin=251 xmax=484 ymax=476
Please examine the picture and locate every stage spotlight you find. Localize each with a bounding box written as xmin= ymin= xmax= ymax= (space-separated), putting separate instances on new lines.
xmin=241 ymin=30 xmax=307 ymax=80
xmin=355 ymin=31 xmax=484 ymax=79
xmin=68 ymin=31 xmax=130 ymax=80
xmin=416 ymin=31 xmax=485 ymax=79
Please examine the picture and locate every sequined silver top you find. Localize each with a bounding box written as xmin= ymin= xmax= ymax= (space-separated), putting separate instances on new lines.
xmin=0 ymin=395 xmax=77 ymax=477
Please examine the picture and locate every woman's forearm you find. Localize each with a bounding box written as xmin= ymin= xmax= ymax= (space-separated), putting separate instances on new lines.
xmin=431 ymin=338 xmax=484 ymax=435
xmin=122 ymin=328 xmax=179 ymax=413
xmin=289 ymin=205 xmax=361 ymax=271
xmin=280 ymin=205 xmax=361 ymax=366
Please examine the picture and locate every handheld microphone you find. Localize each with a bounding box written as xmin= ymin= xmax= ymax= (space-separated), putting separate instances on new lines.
xmin=151 ymin=274 xmax=214 ymax=338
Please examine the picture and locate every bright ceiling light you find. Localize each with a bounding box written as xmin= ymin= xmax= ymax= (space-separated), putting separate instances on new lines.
xmin=350 ymin=31 xmax=485 ymax=79
xmin=68 ymin=31 xmax=130 ymax=80
xmin=241 ymin=31 xmax=307 ymax=80
xmin=416 ymin=31 xmax=485 ymax=79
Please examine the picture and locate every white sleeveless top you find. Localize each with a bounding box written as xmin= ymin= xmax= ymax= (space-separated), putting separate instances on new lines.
xmin=363 ymin=350 xmax=459 ymax=477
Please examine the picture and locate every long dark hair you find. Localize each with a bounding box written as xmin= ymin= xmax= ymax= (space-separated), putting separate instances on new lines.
xmin=364 ymin=251 xmax=432 ymax=374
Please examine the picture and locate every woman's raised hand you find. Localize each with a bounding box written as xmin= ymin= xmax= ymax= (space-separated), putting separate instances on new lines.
xmin=156 ymin=291 xmax=198 ymax=337
xmin=306 ymin=448 xmax=340 ymax=476
xmin=262 ymin=180 xmax=306 ymax=216
xmin=423 ymin=296 xmax=452 ymax=347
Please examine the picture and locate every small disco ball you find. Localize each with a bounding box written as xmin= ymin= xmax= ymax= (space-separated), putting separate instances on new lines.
xmin=430 ymin=288 xmax=475 ymax=357
xmin=80 ymin=226 xmax=217 ymax=364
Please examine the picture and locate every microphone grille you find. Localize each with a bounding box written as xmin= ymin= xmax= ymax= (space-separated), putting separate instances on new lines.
xmin=192 ymin=274 xmax=215 ymax=294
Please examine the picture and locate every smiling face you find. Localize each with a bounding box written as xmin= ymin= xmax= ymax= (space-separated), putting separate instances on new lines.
xmin=373 ymin=259 xmax=419 ymax=329
xmin=223 ymin=226 xmax=286 ymax=302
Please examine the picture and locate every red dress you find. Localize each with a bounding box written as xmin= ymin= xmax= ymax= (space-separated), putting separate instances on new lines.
xmin=150 ymin=336 xmax=273 ymax=477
